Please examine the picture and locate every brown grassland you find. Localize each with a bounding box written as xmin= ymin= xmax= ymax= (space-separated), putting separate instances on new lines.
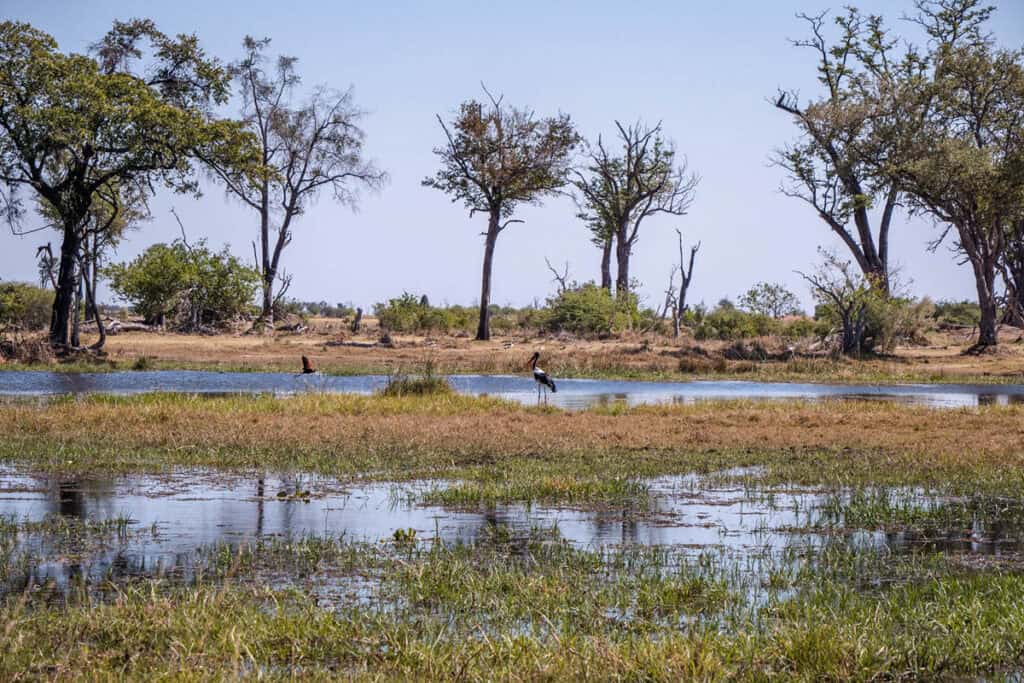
xmin=2 ymin=393 xmax=1022 ymax=497
xmin=6 ymin=316 xmax=1024 ymax=384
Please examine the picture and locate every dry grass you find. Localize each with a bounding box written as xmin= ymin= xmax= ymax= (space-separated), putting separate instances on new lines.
xmin=16 ymin=319 xmax=1021 ymax=384
xmin=3 ymin=394 xmax=1023 ymax=495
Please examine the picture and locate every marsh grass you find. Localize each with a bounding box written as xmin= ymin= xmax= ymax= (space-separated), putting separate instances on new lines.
xmin=2 ymin=530 xmax=1023 ymax=680
xmin=380 ymin=359 xmax=453 ymax=397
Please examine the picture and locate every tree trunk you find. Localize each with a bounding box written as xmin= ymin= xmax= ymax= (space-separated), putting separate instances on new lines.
xmin=970 ymin=254 xmax=999 ymax=347
xmin=476 ymin=210 xmax=501 ymax=341
xmin=614 ymin=222 xmax=631 ymax=297
xmin=71 ymin=268 xmax=82 ymax=348
xmin=259 ymin=185 xmax=274 ymax=331
xmin=81 ymin=256 xmax=106 ymax=351
xmin=599 ymin=237 xmax=613 ymax=291
xmin=49 ymin=224 xmax=83 ymax=349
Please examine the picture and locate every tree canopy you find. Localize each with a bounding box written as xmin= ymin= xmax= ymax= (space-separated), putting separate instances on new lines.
xmin=0 ymin=20 xmax=256 ymax=348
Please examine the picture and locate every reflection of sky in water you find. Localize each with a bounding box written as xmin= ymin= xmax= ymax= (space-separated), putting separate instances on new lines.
xmin=2 ymin=467 xmax=1023 ymax=593
xmin=1 ymin=371 xmax=1024 ymax=408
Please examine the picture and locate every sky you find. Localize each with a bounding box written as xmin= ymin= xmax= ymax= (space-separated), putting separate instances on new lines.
xmin=2 ymin=0 xmax=1024 ymax=313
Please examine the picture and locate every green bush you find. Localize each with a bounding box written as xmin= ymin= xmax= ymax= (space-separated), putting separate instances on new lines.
xmin=105 ymin=240 xmax=259 ymax=328
xmin=739 ymin=282 xmax=803 ymax=318
xmin=0 ymin=282 xmax=54 ymax=331
xmin=543 ymin=284 xmax=638 ymax=336
xmin=932 ymin=300 xmax=981 ymax=327
xmin=693 ymin=307 xmax=779 ymax=340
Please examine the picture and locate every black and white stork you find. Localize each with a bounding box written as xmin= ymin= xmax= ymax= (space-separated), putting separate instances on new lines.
xmin=528 ymin=351 xmax=557 ymax=403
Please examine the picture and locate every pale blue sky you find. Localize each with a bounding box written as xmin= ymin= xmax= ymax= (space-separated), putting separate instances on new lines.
xmin=3 ymin=0 xmax=1023 ymax=312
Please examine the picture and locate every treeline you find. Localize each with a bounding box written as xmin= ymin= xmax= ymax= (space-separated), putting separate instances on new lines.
xmin=0 ymin=0 xmax=1020 ymax=355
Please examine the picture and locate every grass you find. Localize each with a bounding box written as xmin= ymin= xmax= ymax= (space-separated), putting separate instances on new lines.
xmin=379 ymin=360 xmax=453 ymax=397
xmin=3 ymin=390 xmax=1024 ymax=678
xmin=4 ymin=326 xmax=1024 ymax=385
xmin=2 ymin=393 xmax=1024 ymax=500
xmin=2 ymin=530 xmax=1024 ymax=680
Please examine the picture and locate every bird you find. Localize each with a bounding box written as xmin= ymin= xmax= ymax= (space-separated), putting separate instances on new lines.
xmin=300 ymin=355 xmax=316 ymax=374
xmin=528 ymin=351 xmax=557 ymax=403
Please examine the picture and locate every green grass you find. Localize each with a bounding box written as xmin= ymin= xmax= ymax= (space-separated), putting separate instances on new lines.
xmin=3 ymin=530 xmax=1023 ymax=680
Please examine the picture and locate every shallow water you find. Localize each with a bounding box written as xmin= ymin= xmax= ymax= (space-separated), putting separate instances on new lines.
xmin=2 ymin=467 xmax=1021 ymax=593
xmin=1 ymin=370 xmax=1024 ymax=408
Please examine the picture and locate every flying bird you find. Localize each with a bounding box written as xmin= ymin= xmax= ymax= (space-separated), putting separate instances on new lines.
xmin=528 ymin=351 xmax=557 ymax=403
xmin=300 ymin=355 xmax=316 ymax=374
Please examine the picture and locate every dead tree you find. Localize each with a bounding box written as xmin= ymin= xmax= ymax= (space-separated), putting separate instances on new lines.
xmin=350 ymin=307 xmax=363 ymax=333
xmin=544 ymin=257 xmax=571 ymax=295
xmin=672 ymin=229 xmax=700 ymax=338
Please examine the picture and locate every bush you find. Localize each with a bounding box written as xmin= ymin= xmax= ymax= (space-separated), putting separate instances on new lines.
xmin=693 ymin=307 xmax=778 ymax=340
xmin=375 ymin=293 xmax=451 ymax=333
xmin=932 ymin=300 xmax=981 ymax=327
xmin=543 ymin=283 xmax=638 ymax=336
xmin=739 ymin=282 xmax=803 ymax=318
xmin=0 ymin=282 xmax=54 ymax=331
xmin=105 ymin=240 xmax=260 ymax=329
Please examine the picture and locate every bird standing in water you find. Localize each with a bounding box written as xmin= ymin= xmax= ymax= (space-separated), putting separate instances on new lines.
xmin=528 ymin=351 xmax=557 ymax=403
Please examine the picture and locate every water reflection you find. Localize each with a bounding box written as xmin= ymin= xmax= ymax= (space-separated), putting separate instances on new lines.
xmin=2 ymin=468 xmax=1023 ymax=595
xmin=1 ymin=370 xmax=1024 ymax=408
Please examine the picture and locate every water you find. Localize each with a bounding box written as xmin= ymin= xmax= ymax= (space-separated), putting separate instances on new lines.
xmin=1 ymin=370 xmax=1024 ymax=408
xmin=2 ymin=467 xmax=1021 ymax=594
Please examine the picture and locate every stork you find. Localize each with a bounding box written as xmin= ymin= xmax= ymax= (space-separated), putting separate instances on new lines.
xmin=528 ymin=351 xmax=557 ymax=403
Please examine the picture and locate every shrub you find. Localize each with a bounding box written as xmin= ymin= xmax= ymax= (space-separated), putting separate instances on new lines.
xmin=544 ymin=283 xmax=637 ymax=336
xmin=105 ymin=240 xmax=260 ymax=329
xmin=932 ymin=300 xmax=981 ymax=327
xmin=380 ymin=361 xmax=452 ymax=396
xmin=739 ymin=282 xmax=803 ymax=318
xmin=693 ymin=307 xmax=778 ymax=340
xmin=0 ymin=282 xmax=53 ymax=331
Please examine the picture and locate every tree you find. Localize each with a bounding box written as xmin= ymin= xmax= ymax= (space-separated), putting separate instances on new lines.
xmin=424 ymin=87 xmax=579 ymax=340
xmin=207 ymin=37 xmax=386 ymax=329
xmin=799 ymin=250 xmax=879 ymax=355
xmin=35 ymin=181 xmax=145 ymax=349
xmin=888 ymin=0 xmax=1024 ymax=347
xmin=661 ymin=228 xmax=700 ymax=338
xmin=740 ymin=282 xmax=802 ymax=318
xmin=572 ymin=121 xmax=699 ymax=297
xmin=0 ymin=20 xmax=254 ymax=349
xmin=106 ymin=239 xmax=260 ymax=329
xmin=773 ymin=8 xmax=911 ymax=294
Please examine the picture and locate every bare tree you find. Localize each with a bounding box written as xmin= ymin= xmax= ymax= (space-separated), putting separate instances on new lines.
xmin=424 ymin=87 xmax=579 ymax=340
xmin=798 ymin=250 xmax=876 ymax=356
xmin=544 ymin=257 xmax=571 ymax=295
xmin=207 ymin=37 xmax=386 ymax=330
xmin=672 ymin=228 xmax=700 ymax=338
xmin=572 ymin=121 xmax=699 ymax=298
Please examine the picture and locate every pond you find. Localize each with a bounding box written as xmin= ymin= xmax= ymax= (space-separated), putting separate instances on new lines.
xmin=1 ymin=370 xmax=1024 ymax=408
xmin=2 ymin=466 xmax=1021 ymax=595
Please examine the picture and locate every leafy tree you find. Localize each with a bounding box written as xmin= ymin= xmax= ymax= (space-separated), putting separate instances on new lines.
xmin=739 ymin=282 xmax=803 ymax=318
xmin=572 ymin=121 xmax=699 ymax=297
xmin=0 ymin=20 xmax=255 ymax=349
xmin=207 ymin=37 xmax=386 ymax=329
xmin=0 ymin=282 xmax=53 ymax=331
xmin=106 ymin=240 xmax=259 ymax=329
xmin=424 ymin=87 xmax=580 ymax=340
xmin=773 ymin=8 xmax=908 ymax=294
xmin=887 ymin=0 xmax=1024 ymax=347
